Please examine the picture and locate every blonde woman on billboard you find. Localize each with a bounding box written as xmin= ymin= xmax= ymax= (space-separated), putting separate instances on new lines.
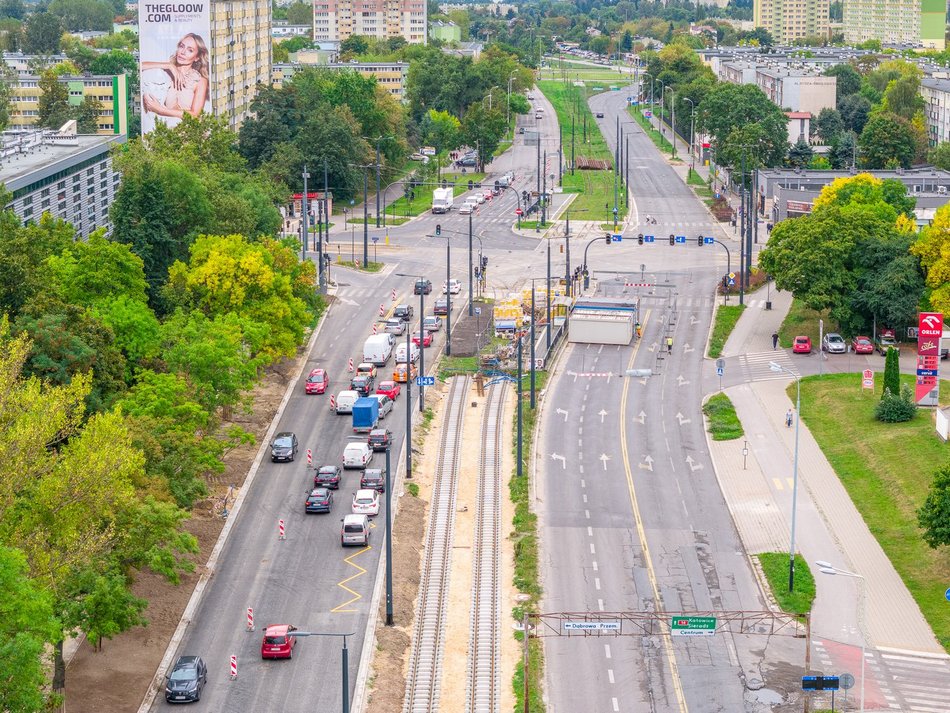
xmin=142 ymin=33 xmax=209 ymax=124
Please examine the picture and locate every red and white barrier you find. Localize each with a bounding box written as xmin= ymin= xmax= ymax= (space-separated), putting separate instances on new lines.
xmin=246 ymin=607 xmax=254 ymax=631
xmin=391 ymin=288 xmax=397 ymax=302
xmin=230 ymin=655 xmax=237 ymax=680
xmin=378 ymin=303 xmax=385 ymax=317
xmin=329 ymin=394 xmax=336 ymax=410
xmin=306 ymin=449 xmax=312 ymax=466
xmin=356 ymin=259 xmax=361 ymax=269
xmin=372 ymin=323 xmax=378 ymax=335
xmin=278 ymin=519 xmax=286 ymax=540
xmin=348 ymin=358 xmax=354 ymax=372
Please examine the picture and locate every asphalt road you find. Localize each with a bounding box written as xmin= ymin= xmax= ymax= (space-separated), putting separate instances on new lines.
xmin=537 ymin=90 xmax=802 ymax=713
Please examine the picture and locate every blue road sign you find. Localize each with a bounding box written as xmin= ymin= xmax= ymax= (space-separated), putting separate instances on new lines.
xmin=703 ymin=237 xmax=715 ymax=245
xmin=716 ymin=366 xmax=724 ymax=377
xmin=474 ymin=307 xmax=482 ymax=315
xmin=371 ymin=236 xmax=379 ymax=243
xmin=612 ymin=233 xmax=623 ymax=242
xmin=727 ymin=278 xmax=736 ymax=286
xmin=416 ymin=376 xmax=436 ymax=386
xmin=644 ymin=235 xmax=655 ymax=243
xmin=674 ymin=235 xmax=686 ymax=244
xmin=945 ymin=587 xmax=950 ymax=602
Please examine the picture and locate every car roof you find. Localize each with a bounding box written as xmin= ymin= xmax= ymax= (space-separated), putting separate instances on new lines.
xmin=370 ymin=428 xmax=387 ymax=435
xmin=318 ymin=464 xmax=339 ymax=471
xmin=264 ymin=624 xmax=291 ymax=635
xmin=309 ymin=368 xmax=325 ymax=375
xmin=379 ymin=380 xmax=396 ymax=386
xmin=345 ymin=442 xmax=369 ymax=450
xmin=310 ymin=487 xmax=329 ymax=495
xmin=343 ymin=513 xmax=367 ymax=524
xmin=174 ymin=656 xmax=201 ymax=667
xmin=355 ymin=489 xmax=376 ymax=498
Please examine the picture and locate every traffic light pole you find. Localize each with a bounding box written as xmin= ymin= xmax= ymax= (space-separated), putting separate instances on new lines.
xmin=581 ymin=234 xmax=611 ymax=290
xmin=468 ymin=210 xmax=474 ymax=316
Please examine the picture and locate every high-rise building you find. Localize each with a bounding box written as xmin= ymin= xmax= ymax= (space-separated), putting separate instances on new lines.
xmin=312 ymin=0 xmax=427 ymax=44
xmin=4 ymin=74 xmax=128 ymax=136
xmin=753 ymin=0 xmax=830 ymax=44
xmin=209 ymin=0 xmax=272 ymax=130
xmin=843 ymin=0 xmax=945 ymax=50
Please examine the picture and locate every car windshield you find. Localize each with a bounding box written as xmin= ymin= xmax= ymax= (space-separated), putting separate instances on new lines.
xmin=308 ymin=373 xmax=324 ymax=382
xmin=274 ymin=436 xmax=293 ymax=447
xmin=169 ymin=668 xmax=196 ymax=681
xmin=356 ymin=497 xmax=374 ymax=505
xmin=829 ymin=335 xmax=843 ymax=343
xmin=858 ymin=338 xmax=871 ymax=344
xmin=265 ymin=635 xmax=286 ymax=645
xmin=319 ymin=467 xmax=336 ymax=475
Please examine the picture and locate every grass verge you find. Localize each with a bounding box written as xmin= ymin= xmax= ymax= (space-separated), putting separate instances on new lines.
xmin=438 ymin=356 xmax=478 ymax=379
xmin=687 ymin=168 xmax=706 ymax=187
xmin=406 ymin=482 xmax=419 ymax=497
xmin=702 ymin=393 xmax=744 ymax=441
xmin=630 ymin=107 xmax=673 ymax=153
xmin=757 ymin=553 xmax=815 ymax=617
xmin=336 ymin=260 xmax=384 ymax=272
xmin=383 ymin=172 xmax=486 ymax=218
xmin=778 ymin=299 xmax=835 ymax=349
xmin=796 ymin=372 xmax=950 ymax=649
xmin=708 ymin=304 xmax=746 ymax=358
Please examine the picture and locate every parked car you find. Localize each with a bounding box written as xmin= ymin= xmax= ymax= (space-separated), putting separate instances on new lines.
xmin=876 ymin=329 xmax=900 ymax=355
xmin=343 ymin=442 xmax=373 ymax=469
xmin=376 ymin=380 xmax=401 ymax=400
xmin=373 ymin=393 xmax=394 ymax=419
xmin=434 ymin=297 xmax=449 ymax=315
xmin=314 ymin=464 xmax=342 ymax=489
xmin=270 ymin=432 xmax=298 ymax=462
xmin=852 ymin=335 xmax=874 ymax=354
xmin=341 ymin=513 xmax=370 ymax=547
xmin=442 ymin=279 xmax=462 ymax=295
xmin=367 ymin=428 xmax=392 ymax=451
xmin=385 ymin=318 xmax=406 ymax=335
xmin=350 ymin=374 xmax=375 ymax=396
xmin=821 ymin=333 xmax=846 ymax=354
xmin=413 ymin=331 xmax=433 ymax=348
xmin=518 ymin=126 xmax=525 ymax=134
xmin=355 ymin=363 xmax=377 ymax=379
xmin=424 ymin=315 xmax=443 ymax=332
xmin=360 ymin=468 xmax=386 ymax=492
xmin=261 ymin=624 xmax=297 ymax=659
xmin=393 ymin=362 xmax=418 ymax=383
xmin=305 ymin=368 xmax=329 ymax=395
xmin=304 ymin=487 xmax=333 ymax=513
xmin=164 ymin=656 xmax=207 ymax=703
xmin=352 ymin=489 xmax=380 ymax=517
xmin=414 ymin=279 xmax=432 ymax=295
xmin=792 ymin=336 xmax=812 ymax=354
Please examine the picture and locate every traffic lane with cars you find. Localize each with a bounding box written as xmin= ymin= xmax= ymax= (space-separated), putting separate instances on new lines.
xmin=149 ymin=268 xmax=462 ymax=712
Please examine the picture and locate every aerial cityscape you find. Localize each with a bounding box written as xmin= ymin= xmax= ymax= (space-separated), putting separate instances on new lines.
xmin=0 ymin=0 xmax=949 ymax=711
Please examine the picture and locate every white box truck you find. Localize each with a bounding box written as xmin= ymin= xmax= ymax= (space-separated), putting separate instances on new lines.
xmin=432 ymin=187 xmax=453 ymax=214
xmin=363 ymin=334 xmax=393 ymax=366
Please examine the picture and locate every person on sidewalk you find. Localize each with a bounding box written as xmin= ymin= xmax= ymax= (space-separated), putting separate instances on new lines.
xmin=785 ymin=409 xmax=793 ymax=428
xmin=772 ymin=332 xmax=779 ymax=349
xmin=666 ymin=336 xmax=673 ymax=354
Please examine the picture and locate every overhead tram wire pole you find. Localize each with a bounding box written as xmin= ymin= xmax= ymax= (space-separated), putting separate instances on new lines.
xmin=384 ymin=444 xmax=394 ymax=625
xmin=396 ymin=271 xmax=429 ymax=413
xmin=664 ymin=85 xmax=676 ymax=159
xmin=468 ymin=208 xmax=474 ymax=316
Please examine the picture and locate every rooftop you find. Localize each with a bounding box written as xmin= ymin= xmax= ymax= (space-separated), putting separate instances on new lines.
xmin=0 ymin=130 xmax=124 ymax=191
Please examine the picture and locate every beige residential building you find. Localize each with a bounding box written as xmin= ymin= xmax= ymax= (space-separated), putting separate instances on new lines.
xmin=272 ymin=61 xmax=409 ymax=99
xmin=843 ymin=0 xmax=945 ymax=50
xmin=312 ymin=0 xmax=427 ymax=44
xmin=209 ymin=0 xmax=272 ymax=130
xmin=753 ymin=0 xmax=830 ymax=44
xmin=5 ymin=74 xmax=129 ymax=136
xmin=755 ymin=67 xmax=836 ymax=113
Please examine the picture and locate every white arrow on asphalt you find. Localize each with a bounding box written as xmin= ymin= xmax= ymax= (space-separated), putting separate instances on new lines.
xmin=648 ymin=342 xmax=658 ymax=352
xmin=599 ymin=453 xmax=611 ymax=470
xmin=338 ymin=297 xmax=359 ymax=306
xmin=551 ymin=453 xmax=566 ymax=469
xmin=639 ymin=455 xmax=654 ymax=472
xmin=685 ymin=455 xmax=704 ymax=472
xmin=636 ymin=411 xmax=646 ymax=424
xmin=556 ymin=408 xmax=569 ymax=422
xmin=690 ymin=315 xmax=699 ymax=326
xmin=675 ymin=412 xmax=691 ymax=425
xmin=599 ymin=409 xmax=608 ymax=423
xmin=683 ymin=343 xmax=695 ymax=353
xmin=677 ymin=375 xmax=690 ymax=386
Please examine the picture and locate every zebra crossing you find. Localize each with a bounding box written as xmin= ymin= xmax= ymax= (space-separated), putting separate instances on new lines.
xmin=739 ymin=350 xmax=800 ymax=382
xmin=877 ymin=650 xmax=950 ymax=712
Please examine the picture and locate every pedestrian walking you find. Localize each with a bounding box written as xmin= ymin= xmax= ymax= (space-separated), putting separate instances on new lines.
xmin=772 ymin=332 xmax=779 ymax=349
xmin=785 ymin=409 xmax=793 ymax=428
xmin=666 ymin=336 xmax=673 ymax=354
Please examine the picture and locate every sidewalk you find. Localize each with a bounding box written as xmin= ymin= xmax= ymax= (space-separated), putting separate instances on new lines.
xmin=707 ymin=294 xmax=945 ymax=655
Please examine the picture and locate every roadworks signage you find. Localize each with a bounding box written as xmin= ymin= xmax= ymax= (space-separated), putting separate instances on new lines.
xmin=670 ymin=616 xmax=716 ymax=636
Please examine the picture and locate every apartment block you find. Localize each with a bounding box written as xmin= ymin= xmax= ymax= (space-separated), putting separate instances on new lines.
xmin=753 ymin=0 xmax=830 ymax=44
xmin=312 ymin=0 xmax=427 ymax=44
xmin=843 ymin=0 xmax=945 ymax=50
xmin=756 ymin=67 xmax=836 ymax=113
xmin=921 ymin=78 xmax=950 ymax=146
xmin=272 ymin=61 xmax=409 ymax=99
xmin=209 ymin=0 xmax=272 ymax=131
xmin=4 ymin=74 xmax=129 ymax=136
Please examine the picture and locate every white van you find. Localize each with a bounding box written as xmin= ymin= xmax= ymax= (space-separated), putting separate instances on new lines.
xmin=335 ymin=390 xmax=360 ymax=414
xmin=363 ymin=334 xmax=393 ymax=366
xmin=343 ymin=442 xmax=373 ymax=469
xmin=341 ymin=514 xmax=370 ymax=547
xmin=395 ymin=342 xmax=420 ymax=364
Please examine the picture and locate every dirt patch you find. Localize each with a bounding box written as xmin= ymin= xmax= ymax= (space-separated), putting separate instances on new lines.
xmin=63 ymin=361 xmax=302 ymax=712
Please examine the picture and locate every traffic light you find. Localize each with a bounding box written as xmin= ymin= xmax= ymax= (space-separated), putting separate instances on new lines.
xmin=481 ymin=255 xmax=488 ymax=268
xmin=697 ymin=234 xmax=704 ymax=246
xmin=638 ymin=233 xmax=644 ymax=245
xmin=669 ymin=234 xmax=675 ymax=246
xmin=605 ymin=233 xmax=612 ymax=245
xmin=435 ymin=224 xmax=441 ymax=236
xmin=474 ymin=266 xmax=480 ymax=278
xmin=468 ymin=180 xmax=474 ymax=190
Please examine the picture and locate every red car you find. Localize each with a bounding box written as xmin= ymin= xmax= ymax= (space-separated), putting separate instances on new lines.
xmin=261 ymin=624 xmax=297 ymax=659
xmin=305 ymin=368 xmax=328 ymax=394
xmin=376 ymin=380 xmax=401 ymax=400
xmin=412 ymin=331 xmax=433 ymax=348
xmin=792 ymin=335 xmax=812 ymax=354
xmin=852 ymin=335 xmax=874 ymax=354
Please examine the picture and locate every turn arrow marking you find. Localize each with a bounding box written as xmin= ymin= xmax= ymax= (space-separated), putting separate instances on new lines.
xmin=551 ymin=453 xmax=566 ymax=469
xmin=599 ymin=453 xmax=611 ymax=470
xmin=599 ymin=409 xmax=608 ymax=423
xmin=677 ymin=375 xmax=690 ymax=386
xmin=556 ymin=408 xmax=569 ymax=422
xmin=639 ymin=455 xmax=654 ymax=472
xmin=685 ymin=455 xmax=704 ymax=472
xmin=675 ymin=412 xmax=691 ymax=425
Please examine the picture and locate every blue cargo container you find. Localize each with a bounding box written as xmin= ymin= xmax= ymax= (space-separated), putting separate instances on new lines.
xmin=352 ymin=397 xmax=380 ymax=433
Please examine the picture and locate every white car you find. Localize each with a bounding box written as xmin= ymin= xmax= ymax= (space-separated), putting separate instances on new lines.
xmin=442 ymin=279 xmax=462 ymax=295
xmin=474 ymin=193 xmax=486 ymax=204
xmin=459 ymin=203 xmax=473 ymax=214
xmin=343 ymin=442 xmax=373 ymax=469
xmin=424 ymin=315 xmax=443 ymax=332
xmin=384 ymin=318 xmax=406 ymax=335
xmin=351 ymin=489 xmax=380 ymax=517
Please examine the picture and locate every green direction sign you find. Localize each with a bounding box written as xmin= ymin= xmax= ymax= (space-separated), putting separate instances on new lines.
xmin=670 ymin=616 xmax=717 ymax=636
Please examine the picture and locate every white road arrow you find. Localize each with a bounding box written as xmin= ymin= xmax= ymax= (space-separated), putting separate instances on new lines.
xmin=551 ymin=453 xmax=566 ymax=469
xmin=636 ymin=411 xmax=646 ymax=424
xmin=599 ymin=453 xmax=611 ymax=471
xmin=648 ymin=342 xmax=658 ymax=353
xmin=599 ymin=409 xmax=608 ymax=423
xmin=675 ymin=412 xmax=691 ymax=425
xmin=683 ymin=343 xmax=695 ymax=353
xmin=639 ymin=455 xmax=654 ymax=472
xmin=690 ymin=315 xmax=699 ymax=326
xmin=338 ymin=297 xmax=359 ymax=306
xmin=677 ymin=375 xmax=690 ymax=386
xmin=685 ymin=455 xmax=704 ymax=472
xmin=556 ymin=408 xmax=569 ymax=422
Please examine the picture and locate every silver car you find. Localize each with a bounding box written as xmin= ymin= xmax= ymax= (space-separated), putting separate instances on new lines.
xmin=373 ymin=393 xmax=393 ymax=419
xmin=384 ymin=318 xmax=406 ymax=335
xmin=821 ymin=332 xmax=846 ymax=353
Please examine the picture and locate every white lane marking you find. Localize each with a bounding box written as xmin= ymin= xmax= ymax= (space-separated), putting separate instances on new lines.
xmin=590 ymin=543 xmax=596 ymax=554
xmin=598 ymin=598 xmax=605 ymax=611
xmin=612 ymin=698 xmax=619 ymax=712
xmin=585 ymin=509 xmax=590 ymax=519
xmin=604 ymin=644 xmax=612 ymax=659
xmin=592 ymin=560 xmax=599 ymax=571
xmin=587 ymin=526 xmax=593 ymax=536
xmin=608 ymin=669 xmax=615 ymax=684
xmin=595 ymin=577 xmax=601 ymax=590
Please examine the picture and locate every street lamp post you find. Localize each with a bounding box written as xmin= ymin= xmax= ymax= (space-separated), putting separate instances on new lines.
xmin=396 ymin=271 xmax=428 ymax=413
xmin=445 ymin=236 xmax=452 ymax=356
xmin=664 ymin=85 xmax=676 ymax=159
xmin=507 ymin=72 xmax=517 ymax=125
xmin=301 ymin=166 xmax=310 ymax=261
xmin=683 ymin=97 xmax=695 ymax=167
xmin=656 ymin=79 xmax=665 ymax=137
xmin=285 ymin=631 xmax=355 ymax=713
xmin=384 ymin=444 xmax=393 ymax=625
xmin=815 ymin=561 xmax=867 ymax=713
xmin=468 ymin=209 xmax=474 ymax=316
xmin=770 ymin=361 xmax=801 ymax=594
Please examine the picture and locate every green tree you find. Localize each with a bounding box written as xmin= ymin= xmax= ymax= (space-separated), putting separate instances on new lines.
xmin=45 ymin=230 xmax=149 ymax=307
xmin=823 ymin=63 xmax=861 ymax=100
xmin=48 ymin=0 xmax=114 ymax=32
xmin=0 ymin=209 xmax=74 ymax=318
xmin=859 ymin=113 xmax=916 ymax=169
xmin=882 ymin=73 xmax=924 ymax=120
xmin=60 ymin=567 xmax=146 ymax=652
xmin=882 ymin=346 xmax=900 ymax=398
xmin=22 ymin=12 xmax=63 ymax=53
xmin=0 ymin=0 xmax=25 ymax=20
xmin=89 ymin=48 xmax=139 ymax=98
xmin=918 ymin=462 xmax=950 ymax=548
xmin=272 ymin=40 xmax=289 ymax=63
xmin=928 ymin=142 xmax=950 ymax=170
xmin=37 ymin=69 xmax=71 ymax=129
xmin=340 ymin=34 xmax=369 ymax=56
xmin=286 ymin=1 xmax=312 ymax=25
xmin=839 ymin=93 xmax=872 ymax=134
xmin=460 ymin=101 xmax=506 ymax=171
xmin=787 ymin=138 xmax=813 ymax=168
xmin=698 ymin=82 xmax=788 ymax=170
xmin=813 ymin=107 xmax=844 ymax=143
xmin=829 ymin=131 xmax=857 ymax=169
xmin=74 ymin=94 xmax=100 ymax=133
xmin=92 ymin=296 xmax=161 ymax=367
xmin=420 ymin=108 xmax=461 ymax=154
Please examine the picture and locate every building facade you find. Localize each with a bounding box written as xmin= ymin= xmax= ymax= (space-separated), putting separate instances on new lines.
xmin=272 ymin=61 xmax=409 ymax=99
xmin=753 ymin=0 xmax=830 ymax=44
xmin=312 ymin=0 xmax=427 ymax=44
xmin=843 ymin=0 xmax=945 ymax=50
xmin=0 ymin=128 xmax=126 ymax=239
xmin=4 ymin=74 xmax=129 ymax=136
xmin=209 ymin=0 xmax=272 ymax=130
xmin=921 ymin=78 xmax=950 ymax=147
xmin=755 ymin=67 xmax=836 ymax=113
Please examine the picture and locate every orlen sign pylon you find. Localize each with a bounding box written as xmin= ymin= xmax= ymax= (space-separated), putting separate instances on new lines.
xmin=916 ymin=312 xmax=943 ymax=406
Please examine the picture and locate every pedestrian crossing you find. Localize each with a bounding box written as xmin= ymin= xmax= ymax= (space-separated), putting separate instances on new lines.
xmin=740 ymin=350 xmax=800 ymax=382
xmin=877 ymin=650 xmax=950 ymax=712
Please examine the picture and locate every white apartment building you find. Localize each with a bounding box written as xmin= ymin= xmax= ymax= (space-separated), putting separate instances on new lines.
xmin=312 ymin=0 xmax=427 ymax=44
xmin=753 ymin=0 xmax=830 ymax=44
xmin=755 ymin=67 xmax=836 ymax=114
xmin=921 ymin=78 xmax=950 ymax=147
xmin=209 ymin=0 xmax=272 ymax=131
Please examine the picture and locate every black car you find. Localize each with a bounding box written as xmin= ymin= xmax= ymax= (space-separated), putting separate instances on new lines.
xmin=394 ymin=304 xmax=414 ymax=321
xmin=595 ymin=112 xmax=604 ymax=118
xmin=414 ymin=279 xmax=432 ymax=295
xmin=360 ymin=468 xmax=386 ymax=492
xmin=305 ymin=487 xmax=333 ymax=513
xmin=270 ymin=432 xmax=298 ymax=462
xmin=350 ymin=374 xmax=375 ymax=396
xmin=315 ymin=464 xmax=342 ymax=489
xmin=367 ymin=428 xmax=392 ymax=452
xmin=433 ymin=297 xmax=449 ymax=315
xmin=165 ymin=655 xmax=207 ymax=703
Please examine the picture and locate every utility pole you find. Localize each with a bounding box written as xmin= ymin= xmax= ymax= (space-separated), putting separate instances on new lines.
xmin=318 ymin=160 xmax=328 ymax=293
xmin=516 ymin=335 xmax=523 ymax=477
xmin=541 ymin=151 xmax=547 ymax=226
xmin=625 ymin=135 xmax=630 ymax=208
xmin=565 ymin=216 xmax=571 ymax=298
xmin=536 ymin=131 xmax=541 ymax=197
xmin=558 ymin=124 xmax=563 ymax=184
xmin=445 ymin=237 xmax=452 ymax=356
xmin=546 ymin=243 xmax=551 ymax=352
xmin=571 ymin=114 xmax=575 ymax=176
xmin=468 ymin=210 xmax=474 ymax=316
xmin=375 ymin=139 xmax=382 ymax=228
xmin=301 ymin=165 xmax=309 ymax=261
xmin=739 ymin=150 xmax=746 ymax=305
xmin=362 ymin=169 xmax=369 ymax=267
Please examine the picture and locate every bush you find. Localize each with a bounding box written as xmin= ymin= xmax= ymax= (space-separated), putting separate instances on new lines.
xmin=875 ymin=384 xmax=917 ymax=422
xmin=882 ymin=347 xmax=900 ymax=399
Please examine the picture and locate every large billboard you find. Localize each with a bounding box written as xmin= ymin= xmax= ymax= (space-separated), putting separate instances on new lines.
xmin=916 ymin=312 xmax=943 ymax=406
xmin=138 ymin=3 xmax=212 ymax=134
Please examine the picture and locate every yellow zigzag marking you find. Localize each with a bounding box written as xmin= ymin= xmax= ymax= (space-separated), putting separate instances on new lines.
xmin=331 ymin=522 xmax=377 ymax=613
